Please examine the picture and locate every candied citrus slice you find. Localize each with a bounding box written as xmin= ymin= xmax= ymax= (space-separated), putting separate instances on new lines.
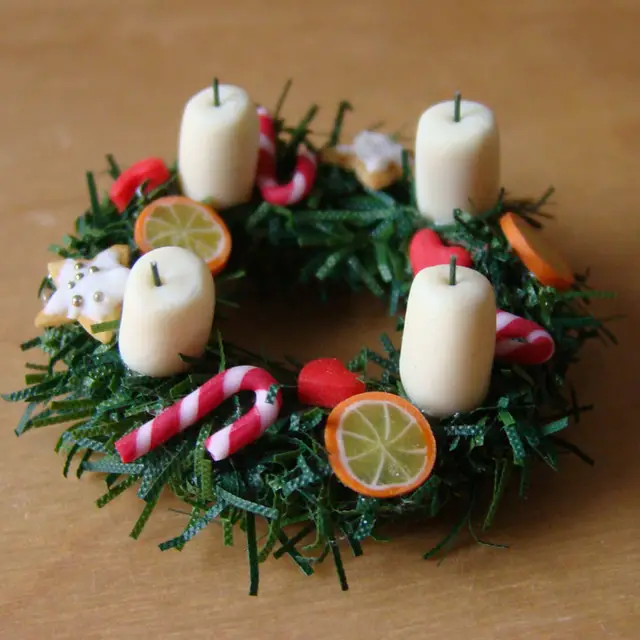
xmin=499 ymin=212 xmax=574 ymax=290
xmin=324 ymin=392 xmax=436 ymax=498
xmin=134 ymin=196 xmax=232 ymax=275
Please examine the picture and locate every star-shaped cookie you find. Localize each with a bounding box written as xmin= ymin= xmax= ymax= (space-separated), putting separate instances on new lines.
xmin=322 ymin=130 xmax=407 ymax=190
xmin=35 ymin=245 xmax=131 ymax=344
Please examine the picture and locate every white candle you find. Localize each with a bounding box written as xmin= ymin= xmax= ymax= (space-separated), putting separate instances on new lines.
xmin=414 ymin=97 xmax=500 ymax=225
xmin=399 ymin=263 xmax=496 ymax=416
xmin=178 ymin=83 xmax=259 ymax=208
xmin=118 ymin=247 xmax=215 ymax=377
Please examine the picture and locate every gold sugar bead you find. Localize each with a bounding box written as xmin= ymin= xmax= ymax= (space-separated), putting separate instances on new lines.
xmin=71 ymin=295 xmax=84 ymax=308
xmin=88 ymin=266 xmax=100 ymax=274
xmin=67 ymin=281 xmax=75 ymax=289
xmin=75 ymin=272 xmax=85 ymax=281
xmin=74 ymin=262 xmax=83 ymax=271
xmin=93 ymin=291 xmax=105 ymax=303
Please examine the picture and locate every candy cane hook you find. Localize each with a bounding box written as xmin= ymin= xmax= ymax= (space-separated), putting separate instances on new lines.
xmin=115 ymin=366 xmax=282 ymax=463
xmin=256 ymin=106 xmax=317 ymax=206
xmin=495 ymin=310 xmax=555 ymax=365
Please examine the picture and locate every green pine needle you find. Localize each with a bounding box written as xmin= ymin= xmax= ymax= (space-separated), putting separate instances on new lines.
xmin=96 ymin=476 xmax=138 ymax=508
xmin=90 ymin=320 xmax=120 ymax=334
xmin=329 ymin=538 xmax=349 ymax=591
xmin=105 ymin=154 xmax=121 ymax=179
xmin=327 ymin=100 xmax=353 ymax=148
xmin=130 ymin=490 xmax=162 ymax=540
xmin=86 ymin=171 xmax=100 ymax=217
xmin=275 ymin=530 xmax=315 ymax=576
xmin=222 ymin=518 xmax=234 ymax=546
xmin=245 ymin=512 xmax=260 ymax=596
xmin=159 ymin=501 xmax=227 ymax=551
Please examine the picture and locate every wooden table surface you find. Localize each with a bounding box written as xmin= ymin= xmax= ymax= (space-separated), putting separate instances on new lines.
xmin=1 ymin=1 xmax=638 ymax=638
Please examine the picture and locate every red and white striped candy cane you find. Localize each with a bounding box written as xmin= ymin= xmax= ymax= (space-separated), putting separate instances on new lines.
xmin=256 ymin=106 xmax=317 ymax=206
xmin=115 ymin=366 xmax=282 ymax=463
xmin=495 ymin=310 xmax=555 ymax=365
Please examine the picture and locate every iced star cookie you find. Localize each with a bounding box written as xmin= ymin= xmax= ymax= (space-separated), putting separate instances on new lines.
xmin=322 ymin=130 xmax=405 ymax=190
xmin=35 ymin=245 xmax=131 ymax=344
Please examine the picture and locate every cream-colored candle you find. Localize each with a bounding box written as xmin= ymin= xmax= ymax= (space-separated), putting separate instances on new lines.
xmin=414 ymin=96 xmax=500 ymax=225
xmin=178 ymin=83 xmax=259 ymax=208
xmin=399 ymin=263 xmax=496 ymax=416
xmin=118 ymin=247 xmax=215 ymax=377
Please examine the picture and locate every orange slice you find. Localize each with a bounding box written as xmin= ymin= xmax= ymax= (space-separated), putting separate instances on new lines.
xmin=499 ymin=212 xmax=574 ymax=290
xmin=134 ymin=196 xmax=232 ymax=275
xmin=324 ymin=392 xmax=436 ymax=498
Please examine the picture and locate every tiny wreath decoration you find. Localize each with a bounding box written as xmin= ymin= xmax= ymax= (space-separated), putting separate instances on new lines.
xmin=4 ymin=81 xmax=614 ymax=595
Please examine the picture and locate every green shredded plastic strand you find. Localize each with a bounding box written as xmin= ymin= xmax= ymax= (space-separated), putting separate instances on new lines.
xmin=130 ymin=490 xmax=162 ymax=540
xmin=245 ymin=513 xmax=260 ymax=596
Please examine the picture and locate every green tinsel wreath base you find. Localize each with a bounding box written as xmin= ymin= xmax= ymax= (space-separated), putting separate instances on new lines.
xmin=3 ymin=86 xmax=614 ymax=594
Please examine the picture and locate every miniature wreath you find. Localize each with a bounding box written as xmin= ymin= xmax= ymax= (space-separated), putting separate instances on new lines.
xmin=4 ymin=81 xmax=613 ymax=595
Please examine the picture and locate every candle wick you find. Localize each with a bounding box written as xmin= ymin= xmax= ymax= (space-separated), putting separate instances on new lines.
xmin=151 ymin=261 xmax=162 ymax=287
xmin=212 ymin=77 xmax=221 ymax=107
xmin=449 ymin=255 xmax=457 ymax=286
xmin=453 ymin=91 xmax=462 ymax=123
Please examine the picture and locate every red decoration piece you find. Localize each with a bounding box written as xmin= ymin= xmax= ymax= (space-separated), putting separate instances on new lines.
xmin=495 ymin=310 xmax=555 ymax=365
xmin=109 ymin=157 xmax=171 ymax=213
xmin=298 ymin=358 xmax=366 ymax=409
xmin=255 ymin=106 xmax=317 ymax=206
xmin=409 ymin=229 xmax=473 ymax=276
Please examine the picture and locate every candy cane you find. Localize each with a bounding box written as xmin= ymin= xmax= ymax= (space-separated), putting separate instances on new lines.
xmin=256 ymin=106 xmax=317 ymax=206
xmin=115 ymin=366 xmax=281 ymax=463
xmin=495 ymin=310 xmax=555 ymax=365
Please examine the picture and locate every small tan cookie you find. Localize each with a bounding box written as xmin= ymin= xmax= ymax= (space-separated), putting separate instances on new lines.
xmin=322 ymin=131 xmax=407 ymax=190
xmin=320 ymin=146 xmax=352 ymax=169
xmin=35 ymin=245 xmax=131 ymax=344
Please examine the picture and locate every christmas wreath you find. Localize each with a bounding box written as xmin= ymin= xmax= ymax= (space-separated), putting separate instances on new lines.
xmin=4 ymin=82 xmax=613 ymax=595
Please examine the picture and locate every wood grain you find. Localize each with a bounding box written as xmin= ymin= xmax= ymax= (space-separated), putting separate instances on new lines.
xmin=1 ymin=1 xmax=638 ymax=638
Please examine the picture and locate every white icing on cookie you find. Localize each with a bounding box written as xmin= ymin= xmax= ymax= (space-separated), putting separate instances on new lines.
xmin=44 ymin=248 xmax=130 ymax=322
xmin=351 ymin=131 xmax=404 ymax=173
